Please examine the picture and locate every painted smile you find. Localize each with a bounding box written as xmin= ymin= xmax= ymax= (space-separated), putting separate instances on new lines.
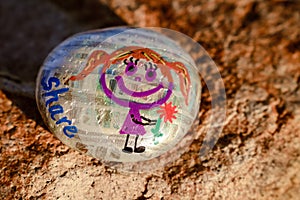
xmin=115 ymin=76 xmax=163 ymax=97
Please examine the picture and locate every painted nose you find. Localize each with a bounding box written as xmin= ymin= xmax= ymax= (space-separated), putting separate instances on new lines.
xmin=135 ymin=76 xmax=142 ymax=82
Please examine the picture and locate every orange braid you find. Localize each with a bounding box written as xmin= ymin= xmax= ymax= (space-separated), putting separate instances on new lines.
xmin=166 ymin=61 xmax=191 ymax=105
xmin=69 ymin=50 xmax=108 ymax=81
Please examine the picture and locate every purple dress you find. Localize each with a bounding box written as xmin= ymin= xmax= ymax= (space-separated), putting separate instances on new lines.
xmin=119 ymin=108 xmax=146 ymax=136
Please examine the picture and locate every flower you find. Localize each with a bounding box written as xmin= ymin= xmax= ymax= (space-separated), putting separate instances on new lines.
xmin=157 ymin=102 xmax=178 ymax=123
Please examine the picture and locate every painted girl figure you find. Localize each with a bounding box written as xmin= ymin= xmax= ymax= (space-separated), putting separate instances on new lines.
xmin=69 ymin=46 xmax=190 ymax=154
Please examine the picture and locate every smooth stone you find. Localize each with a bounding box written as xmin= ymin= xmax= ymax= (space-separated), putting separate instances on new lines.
xmin=36 ymin=27 xmax=201 ymax=163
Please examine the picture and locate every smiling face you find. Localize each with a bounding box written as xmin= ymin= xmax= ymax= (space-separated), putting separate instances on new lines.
xmin=114 ymin=57 xmax=165 ymax=98
xmin=99 ymin=55 xmax=174 ymax=109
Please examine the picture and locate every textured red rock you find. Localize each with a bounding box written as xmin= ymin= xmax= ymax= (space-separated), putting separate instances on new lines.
xmin=0 ymin=0 xmax=299 ymax=199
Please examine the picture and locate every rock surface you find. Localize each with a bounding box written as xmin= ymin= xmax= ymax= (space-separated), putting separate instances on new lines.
xmin=0 ymin=0 xmax=299 ymax=199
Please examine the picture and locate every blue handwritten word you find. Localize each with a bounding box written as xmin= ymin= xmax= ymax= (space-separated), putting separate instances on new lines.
xmin=41 ymin=75 xmax=77 ymax=138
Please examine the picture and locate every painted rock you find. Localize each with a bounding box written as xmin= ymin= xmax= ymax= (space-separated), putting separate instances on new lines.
xmin=36 ymin=27 xmax=201 ymax=163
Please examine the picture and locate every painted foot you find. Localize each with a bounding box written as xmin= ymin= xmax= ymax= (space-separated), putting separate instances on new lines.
xmin=134 ymin=146 xmax=145 ymax=153
xmin=122 ymin=147 xmax=133 ymax=153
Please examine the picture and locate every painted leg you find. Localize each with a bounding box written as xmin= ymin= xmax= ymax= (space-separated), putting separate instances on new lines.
xmin=134 ymin=135 xmax=145 ymax=153
xmin=122 ymin=134 xmax=133 ymax=153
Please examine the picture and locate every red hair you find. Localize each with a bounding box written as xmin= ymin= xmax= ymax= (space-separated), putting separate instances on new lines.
xmin=70 ymin=46 xmax=191 ymax=104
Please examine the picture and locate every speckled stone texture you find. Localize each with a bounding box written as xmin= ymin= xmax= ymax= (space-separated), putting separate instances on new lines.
xmin=0 ymin=0 xmax=299 ymax=199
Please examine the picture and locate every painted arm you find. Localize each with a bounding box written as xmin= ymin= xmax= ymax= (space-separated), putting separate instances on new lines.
xmin=131 ymin=115 xmax=156 ymax=126
xmin=141 ymin=116 xmax=157 ymax=125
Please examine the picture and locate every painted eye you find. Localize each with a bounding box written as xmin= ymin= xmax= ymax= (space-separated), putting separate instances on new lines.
xmin=145 ymin=69 xmax=156 ymax=82
xmin=125 ymin=62 xmax=137 ymax=76
xmin=124 ymin=58 xmax=138 ymax=76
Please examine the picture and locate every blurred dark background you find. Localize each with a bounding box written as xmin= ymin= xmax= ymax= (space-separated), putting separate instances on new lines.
xmin=0 ymin=0 xmax=126 ymax=119
xmin=0 ymin=0 xmax=125 ymax=83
